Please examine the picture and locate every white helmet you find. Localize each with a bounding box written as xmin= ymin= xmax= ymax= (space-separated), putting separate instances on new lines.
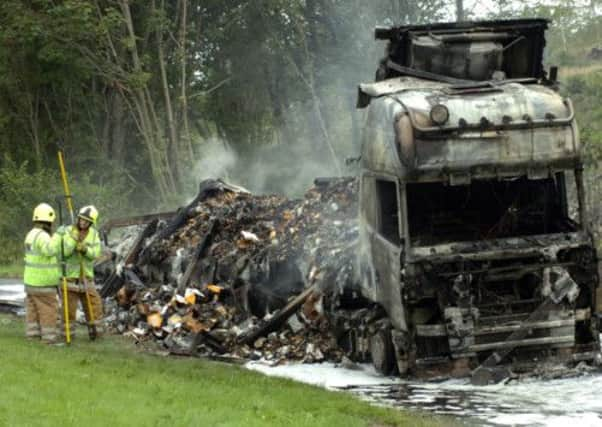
xmin=33 ymin=203 xmax=56 ymax=223
xmin=78 ymin=205 xmax=99 ymax=225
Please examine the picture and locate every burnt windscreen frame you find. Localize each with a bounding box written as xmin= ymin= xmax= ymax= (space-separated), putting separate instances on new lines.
xmin=406 ymin=176 xmax=577 ymax=246
xmin=376 ymin=179 xmax=400 ymax=245
xmin=380 ymin=19 xmax=548 ymax=81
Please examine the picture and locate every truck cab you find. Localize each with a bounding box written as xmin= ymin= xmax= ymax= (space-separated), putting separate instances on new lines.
xmin=349 ymin=19 xmax=601 ymax=381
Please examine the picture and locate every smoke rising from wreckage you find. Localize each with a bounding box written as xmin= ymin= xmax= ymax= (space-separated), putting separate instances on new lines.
xmin=97 ymin=18 xmax=602 ymax=386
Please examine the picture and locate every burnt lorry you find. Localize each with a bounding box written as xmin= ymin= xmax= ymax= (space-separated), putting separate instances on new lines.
xmin=336 ymin=19 xmax=602 ymax=384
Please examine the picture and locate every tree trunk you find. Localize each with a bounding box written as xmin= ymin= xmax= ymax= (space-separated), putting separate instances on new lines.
xmin=592 ymin=0 xmax=601 ymax=43
xmin=456 ymin=0 xmax=464 ymax=21
xmin=179 ymin=0 xmax=194 ymax=161
xmin=110 ymin=91 xmax=127 ymax=168
xmin=277 ymin=12 xmax=342 ymax=175
xmin=156 ymin=0 xmax=179 ymax=186
xmin=119 ymin=0 xmax=175 ymax=200
xmin=101 ymin=92 xmax=111 ymax=156
xmin=25 ymin=90 xmax=42 ymax=170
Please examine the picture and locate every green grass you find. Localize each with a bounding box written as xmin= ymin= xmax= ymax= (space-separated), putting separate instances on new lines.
xmin=0 ymin=315 xmax=447 ymax=427
xmin=0 ymin=262 xmax=22 ymax=278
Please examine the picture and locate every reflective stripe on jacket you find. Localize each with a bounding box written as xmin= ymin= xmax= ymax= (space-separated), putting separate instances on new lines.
xmin=23 ymin=228 xmax=61 ymax=287
xmin=63 ymin=225 xmax=101 ymax=279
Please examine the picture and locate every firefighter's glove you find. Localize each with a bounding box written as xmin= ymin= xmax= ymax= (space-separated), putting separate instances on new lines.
xmin=55 ymin=225 xmax=67 ymax=236
xmin=76 ymin=241 xmax=87 ymax=254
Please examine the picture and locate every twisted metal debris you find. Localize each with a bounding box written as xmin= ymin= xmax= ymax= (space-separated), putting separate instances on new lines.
xmin=99 ymin=178 xmax=358 ymax=363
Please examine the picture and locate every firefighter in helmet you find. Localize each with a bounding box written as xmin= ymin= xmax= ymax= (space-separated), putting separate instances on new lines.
xmin=23 ymin=203 xmax=62 ymax=343
xmin=61 ymin=205 xmax=103 ymax=337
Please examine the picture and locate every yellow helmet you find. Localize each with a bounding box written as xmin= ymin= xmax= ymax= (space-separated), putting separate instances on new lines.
xmin=78 ymin=205 xmax=99 ymax=225
xmin=33 ymin=203 xmax=56 ymax=223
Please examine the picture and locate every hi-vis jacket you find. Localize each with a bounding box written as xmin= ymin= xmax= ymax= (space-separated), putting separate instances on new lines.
xmin=23 ymin=228 xmax=61 ymax=288
xmin=63 ymin=225 xmax=101 ymax=280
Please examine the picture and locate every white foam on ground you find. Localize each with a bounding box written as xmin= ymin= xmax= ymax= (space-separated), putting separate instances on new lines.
xmin=245 ymin=361 xmax=398 ymax=389
xmin=490 ymin=413 xmax=602 ymax=427
xmin=245 ymin=361 xmax=602 ymax=426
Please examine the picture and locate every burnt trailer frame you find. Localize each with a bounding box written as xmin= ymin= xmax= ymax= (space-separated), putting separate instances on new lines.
xmin=343 ymin=18 xmax=602 ymax=382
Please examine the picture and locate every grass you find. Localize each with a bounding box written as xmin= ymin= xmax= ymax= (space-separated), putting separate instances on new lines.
xmin=0 ymin=262 xmax=22 ymax=279
xmin=559 ymin=63 xmax=602 ymax=78
xmin=0 ymin=315 xmax=448 ymax=427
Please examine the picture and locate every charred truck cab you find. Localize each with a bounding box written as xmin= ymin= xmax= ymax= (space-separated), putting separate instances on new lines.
xmin=344 ymin=19 xmax=602 ymax=383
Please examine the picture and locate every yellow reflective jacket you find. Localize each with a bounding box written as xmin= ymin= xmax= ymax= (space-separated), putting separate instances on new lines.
xmin=23 ymin=227 xmax=61 ymax=287
xmin=62 ymin=225 xmax=101 ymax=280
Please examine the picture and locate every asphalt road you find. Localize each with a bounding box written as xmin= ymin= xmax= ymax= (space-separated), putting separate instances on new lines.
xmin=0 ymin=279 xmax=24 ymax=307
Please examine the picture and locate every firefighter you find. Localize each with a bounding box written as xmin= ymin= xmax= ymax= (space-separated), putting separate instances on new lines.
xmin=61 ymin=205 xmax=103 ymax=337
xmin=23 ymin=203 xmax=62 ymax=343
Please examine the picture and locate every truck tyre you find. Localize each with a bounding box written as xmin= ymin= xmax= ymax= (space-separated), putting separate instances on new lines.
xmin=370 ymin=329 xmax=397 ymax=375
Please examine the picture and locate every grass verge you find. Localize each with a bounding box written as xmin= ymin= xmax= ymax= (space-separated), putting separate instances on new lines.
xmin=0 ymin=315 xmax=448 ymax=427
xmin=560 ymin=63 xmax=602 ymax=78
xmin=0 ymin=262 xmax=22 ymax=279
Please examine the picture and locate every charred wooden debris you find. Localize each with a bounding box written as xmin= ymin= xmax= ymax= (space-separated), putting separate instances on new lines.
xmin=97 ymin=178 xmax=359 ymax=363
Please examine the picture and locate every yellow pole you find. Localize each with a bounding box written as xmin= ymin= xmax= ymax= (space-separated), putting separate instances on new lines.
xmin=61 ymin=277 xmax=71 ymax=344
xmin=81 ymin=263 xmax=97 ymax=340
xmin=58 ymin=151 xmax=73 ymax=344
xmin=57 ymin=150 xmax=74 ymax=223
xmin=58 ymin=150 xmax=97 ymax=340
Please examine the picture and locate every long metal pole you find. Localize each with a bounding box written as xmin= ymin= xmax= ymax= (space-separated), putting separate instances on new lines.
xmin=57 ymin=150 xmax=97 ymax=340
xmin=56 ymin=199 xmax=71 ymax=345
xmin=57 ymin=150 xmax=75 ymax=224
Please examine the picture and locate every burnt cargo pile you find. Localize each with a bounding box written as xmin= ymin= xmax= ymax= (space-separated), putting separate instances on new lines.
xmin=99 ymin=178 xmax=358 ymax=363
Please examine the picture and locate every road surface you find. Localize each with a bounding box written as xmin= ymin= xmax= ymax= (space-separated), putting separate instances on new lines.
xmin=0 ymin=279 xmax=24 ymax=308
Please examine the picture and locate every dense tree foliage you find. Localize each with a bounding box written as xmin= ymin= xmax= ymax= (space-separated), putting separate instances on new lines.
xmin=1 ymin=0 xmax=601 ymax=263
xmin=0 ymin=0 xmax=446 ymax=204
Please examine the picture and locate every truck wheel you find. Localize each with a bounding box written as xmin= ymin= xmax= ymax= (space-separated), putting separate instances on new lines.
xmin=370 ymin=329 xmax=397 ymax=376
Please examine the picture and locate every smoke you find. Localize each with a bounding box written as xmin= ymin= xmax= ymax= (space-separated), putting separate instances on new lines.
xmin=191 ymin=132 xmax=352 ymax=198
xmin=193 ymin=137 xmax=238 ymax=183
xmin=186 ymin=1 xmax=412 ymax=199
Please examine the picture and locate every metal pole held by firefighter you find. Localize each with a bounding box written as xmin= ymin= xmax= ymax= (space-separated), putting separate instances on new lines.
xmin=56 ymin=198 xmax=71 ymax=345
xmin=57 ymin=150 xmax=97 ymax=340
xmin=57 ymin=150 xmax=74 ymax=224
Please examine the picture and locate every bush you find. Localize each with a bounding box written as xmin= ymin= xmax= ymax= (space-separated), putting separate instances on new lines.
xmin=0 ymin=155 xmax=137 ymax=263
xmin=565 ymin=76 xmax=587 ymax=96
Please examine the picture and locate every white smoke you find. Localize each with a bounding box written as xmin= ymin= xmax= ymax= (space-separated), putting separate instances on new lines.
xmin=193 ymin=137 xmax=238 ymax=183
xmin=189 ymin=135 xmax=347 ymax=198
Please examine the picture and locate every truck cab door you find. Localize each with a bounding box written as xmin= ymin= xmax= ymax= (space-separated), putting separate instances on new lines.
xmin=360 ymin=175 xmax=407 ymax=332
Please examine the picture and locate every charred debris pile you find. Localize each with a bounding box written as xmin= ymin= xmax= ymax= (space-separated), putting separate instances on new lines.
xmin=98 ymin=178 xmax=358 ymax=363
